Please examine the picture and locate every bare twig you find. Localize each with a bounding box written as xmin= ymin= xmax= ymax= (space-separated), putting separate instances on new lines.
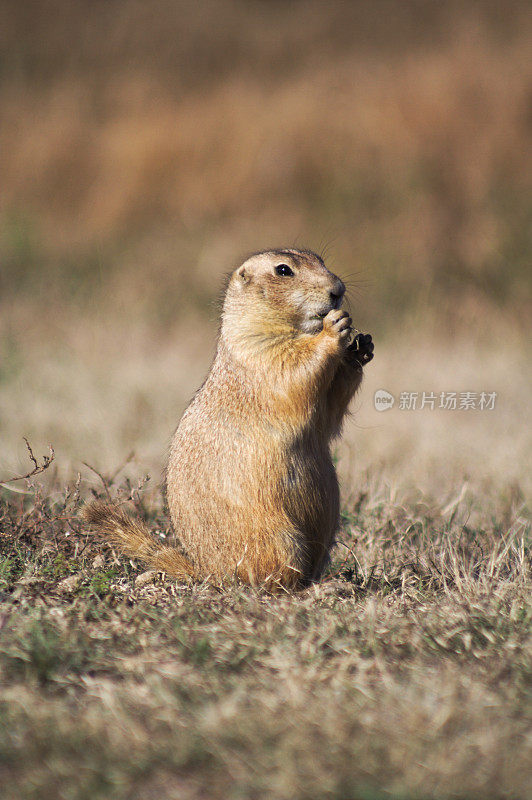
xmin=82 ymin=461 xmax=112 ymax=500
xmin=2 ymin=438 xmax=55 ymax=483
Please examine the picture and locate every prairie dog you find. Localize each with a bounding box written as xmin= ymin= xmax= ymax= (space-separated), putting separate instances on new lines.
xmin=85 ymin=249 xmax=374 ymax=590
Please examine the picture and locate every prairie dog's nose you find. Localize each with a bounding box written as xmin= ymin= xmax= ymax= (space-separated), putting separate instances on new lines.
xmin=330 ymin=279 xmax=345 ymax=306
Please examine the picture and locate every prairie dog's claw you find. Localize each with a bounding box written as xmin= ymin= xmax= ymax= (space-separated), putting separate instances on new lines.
xmin=322 ymin=309 xmax=352 ymax=343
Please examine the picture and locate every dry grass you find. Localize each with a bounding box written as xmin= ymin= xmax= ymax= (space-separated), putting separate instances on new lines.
xmin=1 ymin=462 xmax=530 ymax=800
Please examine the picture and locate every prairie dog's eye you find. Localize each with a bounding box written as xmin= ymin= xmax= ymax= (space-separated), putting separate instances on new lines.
xmin=275 ymin=264 xmax=294 ymax=277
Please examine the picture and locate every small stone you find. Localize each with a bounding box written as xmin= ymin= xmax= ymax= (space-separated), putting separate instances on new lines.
xmin=135 ymin=570 xmax=158 ymax=588
xmin=57 ymin=574 xmax=82 ymax=594
xmin=92 ymin=554 xmax=105 ymax=569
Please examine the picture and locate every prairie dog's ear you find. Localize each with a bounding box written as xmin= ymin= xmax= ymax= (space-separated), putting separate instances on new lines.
xmin=236 ymin=264 xmax=250 ymax=284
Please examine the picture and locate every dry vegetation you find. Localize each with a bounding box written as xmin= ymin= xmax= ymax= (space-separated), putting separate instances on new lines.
xmin=1 ymin=463 xmax=530 ymax=800
xmin=1 ymin=1 xmax=531 ymax=798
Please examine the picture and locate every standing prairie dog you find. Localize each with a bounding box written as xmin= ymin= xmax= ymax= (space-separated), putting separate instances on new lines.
xmin=85 ymin=249 xmax=374 ymax=590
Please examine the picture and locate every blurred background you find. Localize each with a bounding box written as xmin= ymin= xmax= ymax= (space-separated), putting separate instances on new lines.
xmin=1 ymin=0 xmax=531 ymax=501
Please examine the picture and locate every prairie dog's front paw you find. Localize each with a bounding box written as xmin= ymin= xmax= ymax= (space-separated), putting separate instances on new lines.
xmin=322 ymin=309 xmax=352 ymax=345
xmin=345 ymin=332 xmax=374 ymax=367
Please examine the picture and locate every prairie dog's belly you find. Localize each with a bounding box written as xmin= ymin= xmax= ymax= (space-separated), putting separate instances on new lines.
xmin=168 ymin=415 xmax=338 ymax=544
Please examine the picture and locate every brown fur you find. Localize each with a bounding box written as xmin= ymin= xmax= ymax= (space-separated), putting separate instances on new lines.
xmin=84 ymin=249 xmax=371 ymax=590
xmin=83 ymin=501 xmax=195 ymax=580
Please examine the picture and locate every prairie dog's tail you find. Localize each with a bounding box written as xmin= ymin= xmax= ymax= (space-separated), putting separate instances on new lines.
xmin=83 ymin=501 xmax=197 ymax=580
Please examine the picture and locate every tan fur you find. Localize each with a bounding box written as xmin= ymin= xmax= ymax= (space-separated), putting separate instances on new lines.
xmin=85 ymin=249 xmax=370 ymax=590
xmin=83 ymin=501 xmax=195 ymax=579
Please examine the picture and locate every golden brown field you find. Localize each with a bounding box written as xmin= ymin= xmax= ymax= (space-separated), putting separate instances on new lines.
xmin=1 ymin=2 xmax=531 ymax=798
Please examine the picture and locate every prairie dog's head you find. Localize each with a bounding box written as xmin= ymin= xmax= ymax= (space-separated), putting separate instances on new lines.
xmin=224 ymin=249 xmax=346 ymax=335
